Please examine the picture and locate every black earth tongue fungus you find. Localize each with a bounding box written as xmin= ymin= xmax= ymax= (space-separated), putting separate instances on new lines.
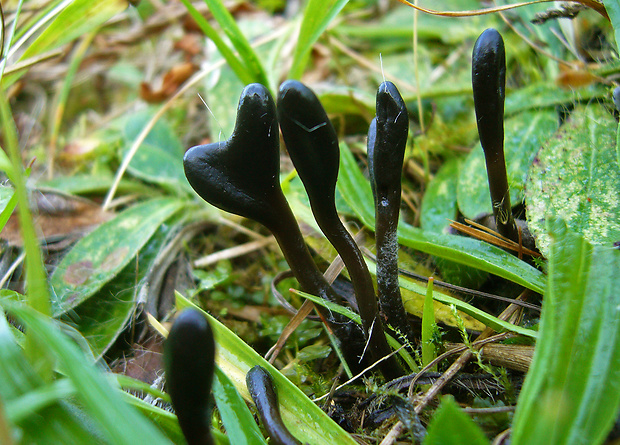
xmin=183 ymin=83 xmax=365 ymax=373
xmin=277 ymin=80 xmax=403 ymax=380
xmin=164 ymin=309 xmax=215 ymax=445
xmin=472 ymin=28 xmax=520 ymax=243
xmin=246 ymin=366 xmax=302 ymax=445
xmin=368 ymin=81 xmax=417 ymax=345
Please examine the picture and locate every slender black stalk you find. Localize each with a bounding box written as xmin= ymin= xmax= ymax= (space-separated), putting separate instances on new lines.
xmin=277 ymin=80 xmax=402 ymax=379
xmin=472 ymin=28 xmax=519 ymax=242
xmin=246 ymin=366 xmax=301 ymax=445
xmin=183 ymin=84 xmax=365 ymax=372
xmin=368 ymin=81 xmax=416 ymax=344
xmin=164 ymin=309 xmax=215 ymax=445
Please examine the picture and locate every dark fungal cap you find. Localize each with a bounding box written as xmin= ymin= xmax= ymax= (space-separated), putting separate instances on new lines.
xmin=183 ymin=83 xmax=282 ymax=228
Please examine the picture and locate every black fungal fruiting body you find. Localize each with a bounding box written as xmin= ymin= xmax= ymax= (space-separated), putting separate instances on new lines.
xmin=184 ymin=83 xmax=366 ymax=373
xmin=368 ymin=81 xmax=417 ymax=343
xmin=164 ymin=309 xmax=216 ymax=445
xmin=472 ymin=28 xmax=519 ymax=242
xmin=246 ymin=366 xmax=301 ymax=445
xmin=278 ymin=80 xmax=402 ymax=379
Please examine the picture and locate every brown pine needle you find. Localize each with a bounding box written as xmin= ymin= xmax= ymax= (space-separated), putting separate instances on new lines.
xmin=450 ymin=219 xmax=541 ymax=258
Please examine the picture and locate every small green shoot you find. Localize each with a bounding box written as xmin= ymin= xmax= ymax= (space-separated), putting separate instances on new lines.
xmin=421 ymin=277 xmax=437 ymax=371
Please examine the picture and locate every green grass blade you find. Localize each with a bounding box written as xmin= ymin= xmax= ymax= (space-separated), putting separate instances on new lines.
xmin=511 ymin=219 xmax=620 ymax=445
xmin=0 ymin=192 xmax=17 ymax=233
xmin=176 ymin=292 xmax=358 ymax=445
xmin=0 ymin=84 xmax=50 ymax=317
xmin=201 ymin=0 xmax=269 ymax=86
xmin=0 ymin=313 xmax=103 ymax=443
xmin=289 ymin=0 xmax=349 ymax=79
xmin=18 ymin=0 xmax=126 ymax=61
xmin=424 ymin=396 xmax=490 ymax=445
xmin=179 ymin=0 xmax=255 ymax=86
xmin=120 ymin=392 xmax=187 ymax=444
xmin=421 ymin=278 xmax=436 ymax=369
xmin=213 ymin=367 xmax=268 ymax=445
xmin=395 ymin=274 xmax=537 ymax=339
xmin=337 ymin=141 xmax=545 ymax=293
xmin=7 ymin=378 xmax=75 ymax=424
xmin=1 ymin=304 xmax=171 ymax=444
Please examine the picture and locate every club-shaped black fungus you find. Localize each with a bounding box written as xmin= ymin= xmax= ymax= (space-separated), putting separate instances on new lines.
xmin=164 ymin=309 xmax=215 ymax=445
xmin=183 ymin=83 xmax=365 ymax=372
xmin=246 ymin=366 xmax=301 ymax=445
xmin=368 ymin=81 xmax=417 ymax=343
xmin=472 ymin=28 xmax=519 ymax=242
xmin=277 ymin=80 xmax=402 ymax=379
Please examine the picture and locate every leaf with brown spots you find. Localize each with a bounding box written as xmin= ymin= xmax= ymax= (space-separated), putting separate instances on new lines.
xmin=50 ymin=198 xmax=184 ymax=316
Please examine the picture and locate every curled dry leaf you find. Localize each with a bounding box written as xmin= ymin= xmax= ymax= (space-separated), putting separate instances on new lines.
xmin=140 ymin=62 xmax=199 ymax=103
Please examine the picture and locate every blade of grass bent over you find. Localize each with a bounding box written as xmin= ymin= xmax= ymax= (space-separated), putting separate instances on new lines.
xmin=2 ymin=303 xmax=170 ymax=444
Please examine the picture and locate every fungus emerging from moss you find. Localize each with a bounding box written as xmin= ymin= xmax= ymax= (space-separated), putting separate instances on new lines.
xmin=164 ymin=308 xmax=215 ymax=445
xmin=246 ymin=365 xmax=301 ymax=445
xmin=368 ymin=81 xmax=417 ymax=343
xmin=183 ymin=83 xmax=366 ymax=373
xmin=472 ymin=28 xmax=519 ymax=242
xmin=278 ymin=80 xmax=402 ymax=379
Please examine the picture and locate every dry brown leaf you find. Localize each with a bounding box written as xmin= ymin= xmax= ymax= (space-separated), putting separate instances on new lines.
xmin=1 ymin=191 xmax=114 ymax=247
xmin=140 ymin=62 xmax=198 ymax=103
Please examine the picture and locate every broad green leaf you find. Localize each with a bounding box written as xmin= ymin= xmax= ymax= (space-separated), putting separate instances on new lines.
xmin=414 ymin=283 xmax=536 ymax=339
xmin=504 ymin=82 xmax=607 ymax=116
xmin=123 ymin=110 xmax=184 ymax=156
xmin=67 ymin=280 xmax=135 ymax=359
xmin=123 ymin=110 xmax=191 ymax=191
xmin=19 ymin=0 xmax=127 ymax=63
xmin=511 ymin=220 xmax=620 ymax=445
xmin=213 ymin=367 xmax=268 ymax=445
xmin=420 ymin=157 xmax=461 ymax=233
xmin=396 ymin=272 xmax=535 ymax=337
xmin=127 ymin=143 xmax=191 ymax=191
xmin=42 ymin=173 xmax=153 ymax=196
xmin=289 ymin=0 xmax=349 ymax=79
xmin=458 ymin=110 xmax=558 ymax=219
xmin=420 ymin=157 xmax=489 ymax=287
xmin=3 ymin=303 xmax=170 ymax=444
xmin=69 ymin=223 xmax=179 ymax=358
xmin=51 ymin=198 xmax=184 ymax=316
xmin=337 ymin=142 xmax=546 ymax=293
xmin=204 ymin=64 xmax=245 ymax=139
xmin=526 ymin=105 xmax=620 ymax=256
xmin=176 ymin=293 xmax=358 ymax=445
xmin=424 ymin=396 xmax=489 ymax=445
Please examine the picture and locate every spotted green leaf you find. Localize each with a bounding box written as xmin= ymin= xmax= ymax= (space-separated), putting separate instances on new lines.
xmin=525 ymin=105 xmax=620 ymax=256
xmin=51 ymin=198 xmax=184 ymax=316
